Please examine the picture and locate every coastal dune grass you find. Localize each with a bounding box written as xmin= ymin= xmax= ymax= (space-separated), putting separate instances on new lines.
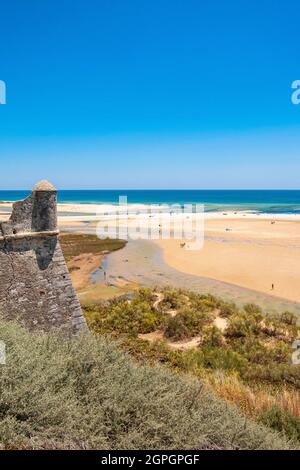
xmin=0 ymin=318 xmax=294 ymax=450
xmin=84 ymin=288 xmax=300 ymax=443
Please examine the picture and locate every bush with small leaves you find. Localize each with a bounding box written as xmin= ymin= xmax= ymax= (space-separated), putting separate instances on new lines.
xmin=201 ymin=325 xmax=224 ymax=348
xmin=218 ymin=301 xmax=239 ymax=318
xmin=164 ymin=316 xmax=190 ymax=341
xmin=280 ymin=311 xmax=298 ymax=326
xmin=244 ymin=303 xmax=262 ymax=315
xmin=260 ymin=406 xmax=300 ymax=443
xmin=0 ymin=317 xmax=292 ymax=450
xmin=164 ymin=308 xmax=212 ymax=340
xmin=138 ymin=288 xmax=155 ymax=303
xmin=226 ymin=311 xmax=262 ymax=338
xmin=201 ymin=346 xmax=248 ymax=372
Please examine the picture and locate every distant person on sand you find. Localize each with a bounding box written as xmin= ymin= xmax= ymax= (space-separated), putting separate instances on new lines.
xmin=271 ymin=283 xmax=274 ymax=290
xmin=104 ymin=271 xmax=107 ymax=283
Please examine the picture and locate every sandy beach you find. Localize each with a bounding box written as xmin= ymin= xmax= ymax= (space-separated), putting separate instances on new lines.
xmin=157 ymin=216 xmax=300 ymax=303
xmin=2 ymin=201 xmax=300 ymax=304
xmin=58 ymin=207 xmax=300 ymax=304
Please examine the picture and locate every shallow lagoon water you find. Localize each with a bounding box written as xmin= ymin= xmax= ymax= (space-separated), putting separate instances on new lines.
xmin=101 ymin=239 xmax=300 ymax=317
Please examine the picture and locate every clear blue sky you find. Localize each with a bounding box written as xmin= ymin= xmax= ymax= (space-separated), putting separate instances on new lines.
xmin=0 ymin=0 xmax=299 ymax=189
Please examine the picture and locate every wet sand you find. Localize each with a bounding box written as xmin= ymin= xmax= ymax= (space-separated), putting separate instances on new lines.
xmin=103 ymin=239 xmax=300 ymax=317
xmin=157 ymin=217 xmax=300 ymax=304
xmin=2 ymin=202 xmax=300 ymax=313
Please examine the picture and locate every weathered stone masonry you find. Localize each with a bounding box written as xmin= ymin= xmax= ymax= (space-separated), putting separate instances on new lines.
xmin=0 ymin=180 xmax=86 ymax=334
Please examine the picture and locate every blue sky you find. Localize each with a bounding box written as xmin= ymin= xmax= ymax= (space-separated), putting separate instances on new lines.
xmin=0 ymin=0 xmax=299 ymax=189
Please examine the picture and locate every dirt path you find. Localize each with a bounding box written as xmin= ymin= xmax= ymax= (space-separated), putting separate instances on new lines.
xmin=138 ymin=331 xmax=202 ymax=351
xmin=105 ymin=239 xmax=300 ymax=317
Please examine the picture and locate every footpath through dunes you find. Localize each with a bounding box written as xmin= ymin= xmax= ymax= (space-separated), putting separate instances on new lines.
xmin=0 ymin=318 xmax=294 ymax=450
xmin=103 ymin=239 xmax=300 ymax=318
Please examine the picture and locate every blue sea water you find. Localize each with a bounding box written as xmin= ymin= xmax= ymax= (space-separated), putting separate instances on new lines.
xmin=1 ymin=189 xmax=300 ymax=214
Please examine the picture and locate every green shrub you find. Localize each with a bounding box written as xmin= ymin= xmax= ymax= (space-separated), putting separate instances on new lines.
xmin=164 ymin=308 xmax=212 ymax=340
xmin=0 ymin=318 xmax=292 ymax=450
xmin=228 ymin=337 xmax=270 ymax=365
xmin=218 ymin=301 xmax=238 ymax=318
xmin=104 ymin=299 xmax=161 ymax=335
xmin=119 ymin=335 xmax=173 ymax=365
xmin=137 ymin=288 xmax=155 ymax=303
xmin=280 ymin=311 xmax=298 ymax=326
xmin=160 ymin=288 xmax=189 ymax=310
xmin=202 ymin=325 xmax=224 ymax=347
xmin=260 ymin=406 xmax=300 ymax=442
xmin=226 ymin=311 xmax=262 ymax=338
xmin=190 ymin=293 xmax=219 ymax=312
xmin=268 ymin=340 xmax=291 ymax=363
xmin=262 ymin=316 xmax=298 ymax=342
xmin=85 ymin=296 xmax=165 ymax=336
xmin=244 ymin=303 xmax=262 ymax=315
xmin=164 ymin=316 xmax=190 ymax=341
xmin=248 ymin=363 xmax=300 ymax=387
xmin=172 ymin=349 xmax=205 ymax=373
xmin=201 ymin=346 xmax=248 ymax=372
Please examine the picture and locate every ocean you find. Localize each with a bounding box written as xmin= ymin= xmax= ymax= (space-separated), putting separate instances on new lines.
xmin=1 ymin=189 xmax=300 ymax=214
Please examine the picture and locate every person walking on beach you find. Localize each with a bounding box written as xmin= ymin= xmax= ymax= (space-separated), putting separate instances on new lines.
xmin=271 ymin=283 xmax=274 ymax=290
xmin=104 ymin=271 xmax=107 ymax=283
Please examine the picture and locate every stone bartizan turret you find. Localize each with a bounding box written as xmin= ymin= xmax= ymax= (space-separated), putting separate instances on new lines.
xmin=0 ymin=180 xmax=86 ymax=334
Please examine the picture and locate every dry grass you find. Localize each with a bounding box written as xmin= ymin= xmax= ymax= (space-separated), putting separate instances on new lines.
xmin=206 ymin=371 xmax=300 ymax=421
xmin=0 ymin=317 xmax=294 ymax=450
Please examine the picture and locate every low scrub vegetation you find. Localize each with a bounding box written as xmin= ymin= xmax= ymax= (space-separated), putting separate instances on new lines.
xmin=0 ymin=318 xmax=292 ymax=450
xmin=60 ymin=233 xmax=126 ymax=261
xmin=84 ymin=287 xmax=300 ymax=443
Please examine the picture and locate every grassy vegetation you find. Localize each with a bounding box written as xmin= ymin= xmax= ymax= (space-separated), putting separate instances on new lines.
xmin=77 ymin=283 xmax=137 ymax=304
xmin=0 ymin=317 xmax=292 ymax=450
xmin=60 ymin=233 xmax=133 ymax=303
xmin=84 ymin=287 xmax=300 ymax=443
xmin=59 ymin=233 xmax=126 ymax=261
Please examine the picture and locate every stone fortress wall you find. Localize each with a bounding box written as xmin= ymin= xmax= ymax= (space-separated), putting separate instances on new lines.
xmin=0 ymin=180 xmax=86 ymax=334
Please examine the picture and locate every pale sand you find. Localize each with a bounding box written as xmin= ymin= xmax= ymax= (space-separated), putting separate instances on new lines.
xmin=67 ymin=253 xmax=102 ymax=291
xmin=2 ymin=201 xmax=300 ymax=304
xmin=138 ymin=331 xmax=202 ymax=351
xmin=2 ymin=201 xmax=300 ymax=222
xmin=157 ymin=217 xmax=300 ymax=303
